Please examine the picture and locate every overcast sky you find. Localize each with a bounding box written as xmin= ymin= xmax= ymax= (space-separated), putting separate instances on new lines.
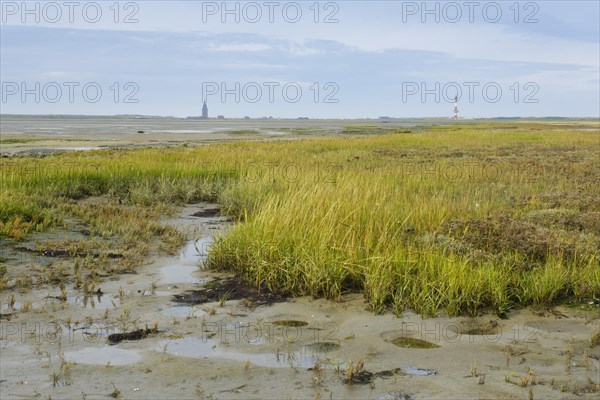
xmin=1 ymin=1 xmax=599 ymax=118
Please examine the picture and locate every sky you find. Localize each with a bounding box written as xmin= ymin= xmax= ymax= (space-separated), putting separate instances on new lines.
xmin=1 ymin=0 xmax=599 ymax=118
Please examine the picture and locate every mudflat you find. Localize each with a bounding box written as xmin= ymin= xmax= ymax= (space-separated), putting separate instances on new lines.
xmin=1 ymin=119 xmax=599 ymax=399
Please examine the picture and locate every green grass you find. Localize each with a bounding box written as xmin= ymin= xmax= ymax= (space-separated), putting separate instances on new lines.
xmin=1 ymin=122 xmax=598 ymax=316
xmin=342 ymin=125 xmax=411 ymax=134
xmin=0 ymin=139 xmax=35 ymax=144
xmin=0 ymin=137 xmax=93 ymax=144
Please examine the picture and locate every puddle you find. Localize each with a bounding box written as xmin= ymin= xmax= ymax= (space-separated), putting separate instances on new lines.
xmin=159 ymin=337 xmax=332 ymax=368
xmin=375 ymin=391 xmax=415 ymax=400
xmin=178 ymin=238 xmax=211 ymax=263
xmin=197 ymin=322 xmax=270 ymax=345
xmin=390 ymin=337 xmax=440 ymax=349
xmin=1 ymin=302 xmax=21 ymax=313
xmin=160 ymin=305 xmax=205 ymax=318
xmin=159 ymin=265 xmax=202 ymax=285
xmin=158 ymin=238 xmax=212 ymax=285
xmin=403 ymin=367 xmax=438 ymax=376
xmin=67 ymin=294 xmax=119 ymax=310
xmin=152 ymin=290 xmax=173 ymax=297
xmin=64 ymin=346 xmax=142 ymax=365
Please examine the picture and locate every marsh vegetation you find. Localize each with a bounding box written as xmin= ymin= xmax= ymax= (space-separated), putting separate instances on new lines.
xmin=1 ymin=122 xmax=599 ymax=317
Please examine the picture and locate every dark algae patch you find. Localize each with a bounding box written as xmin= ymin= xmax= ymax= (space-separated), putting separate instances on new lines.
xmin=108 ymin=326 xmax=159 ymax=344
xmin=449 ymin=320 xmax=501 ymax=336
xmin=172 ymin=277 xmax=287 ymax=306
xmin=342 ymin=361 xmax=404 ymax=385
xmin=191 ymin=208 xmax=221 ymax=218
xmin=391 ymin=337 xmax=440 ymax=349
xmin=272 ymin=320 xmax=309 ymax=327
xmin=343 ymin=359 xmax=440 ymax=384
xmin=0 ymin=313 xmax=13 ymax=321
xmin=303 ymin=341 xmax=340 ymax=352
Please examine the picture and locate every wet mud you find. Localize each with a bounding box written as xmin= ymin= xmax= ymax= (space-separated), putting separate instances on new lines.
xmin=1 ymin=203 xmax=599 ymax=399
xmin=190 ymin=207 xmax=222 ymax=218
xmin=172 ymin=276 xmax=288 ymax=306
xmin=107 ymin=326 xmax=160 ymax=344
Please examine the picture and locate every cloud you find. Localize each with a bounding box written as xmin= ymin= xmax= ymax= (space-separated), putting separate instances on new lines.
xmin=207 ymin=43 xmax=271 ymax=52
xmin=41 ymin=71 xmax=70 ymax=78
xmin=221 ymin=62 xmax=287 ymax=70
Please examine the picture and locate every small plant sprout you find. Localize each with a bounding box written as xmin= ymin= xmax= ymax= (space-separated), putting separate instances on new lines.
xmin=50 ymin=371 xmax=59 ymax=387
xmin=565 ymin=345 xmax=574 ymax=373
xmin=219 ymin=291 xmax=231 ymax=307
xmin=470 ymin=360 xmax=478 ymax=377
xmin=59 ymin=283 xmax=67 ymax=301
xmin=109 ymin=383 xmax=122 ymax=399
xmin=312 ymin=359 xmax=325 ymax=387
xmin=9 ymin=294 xmax=16 ymax=310
xmin=21 ymin=300 xmax=32 ymax=312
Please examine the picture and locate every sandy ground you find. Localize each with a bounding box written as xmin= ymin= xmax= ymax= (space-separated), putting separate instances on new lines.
xmin=0 ymin=116 xmax=427 ymax=156
xmin=1 ymin=117 xmax=596 ymax=156
xmin=1 ymin=204 xmax=599 ymax=400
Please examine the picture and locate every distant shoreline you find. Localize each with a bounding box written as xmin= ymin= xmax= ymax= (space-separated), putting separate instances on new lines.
xmin=2 ymin=114 xmax=598 ymax=121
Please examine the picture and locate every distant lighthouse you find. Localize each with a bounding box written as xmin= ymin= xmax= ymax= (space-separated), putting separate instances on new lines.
xmin=453 ymin=95 xmax=459 ymax=120
xmin=201 ymin=101 xmax=208 ymax=119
